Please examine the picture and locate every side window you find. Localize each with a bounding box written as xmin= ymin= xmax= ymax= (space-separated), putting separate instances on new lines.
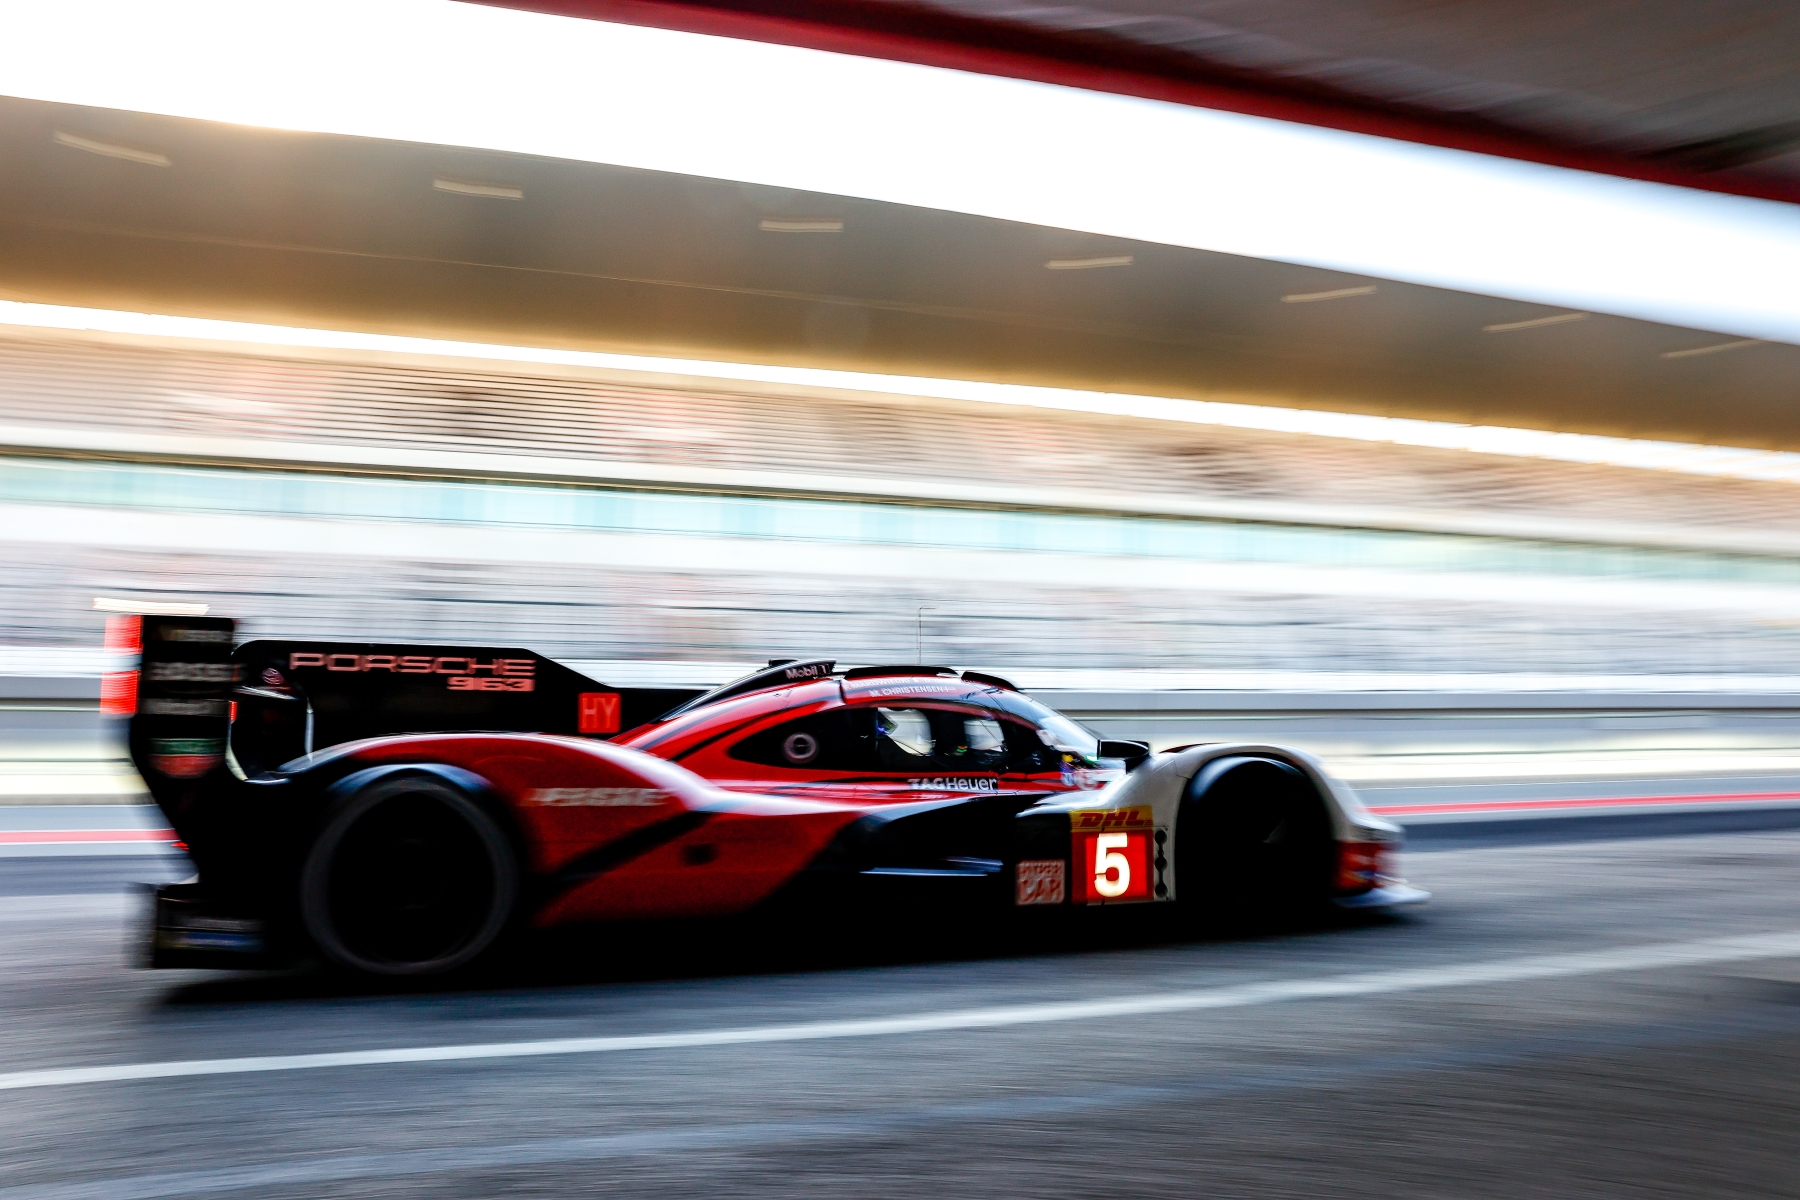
xmin=872 ymin=707 xmax=935 ymax=768
xmin=957 ymin=715 xmax=1009 ymax=772
xmin=728 ymin=706 xmax=1021 ymax=774
xmin=875 ymin=708 xmax=1011 ymax=773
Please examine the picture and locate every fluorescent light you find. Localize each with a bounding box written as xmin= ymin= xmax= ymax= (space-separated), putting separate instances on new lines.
xmin=1483 ymin=312 xmax=1589 ymax=333
xmin=759 ymin=218 xmax=843 ymax=232
xmin=1662 ymin=339 xmax=1763 ymax=359
xmin=6 ymin=298 xmax=1800 ymax=487
xmin=1045 ymin=255 xmax=1133 ymax=270
xmin=432 ymin=177 xmax=523 ymax=200
xmin=3 ymin=1 xmax=1797 ymax=345
xmin=52 ymin=129 xmax=170 ymax=167
xmin=1283 ymin=286 xmax=1377 ymax=303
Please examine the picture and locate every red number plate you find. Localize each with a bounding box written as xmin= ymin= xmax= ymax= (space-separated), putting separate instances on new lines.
xmin=1078 ymin=831 xmax=1150 ymax=903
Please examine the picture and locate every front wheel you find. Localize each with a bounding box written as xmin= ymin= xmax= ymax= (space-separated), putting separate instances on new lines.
xmin=1176 ymin=757 xmax=1334 ymax=925
xmin=300 ymin=773 xmax=518 ymax=977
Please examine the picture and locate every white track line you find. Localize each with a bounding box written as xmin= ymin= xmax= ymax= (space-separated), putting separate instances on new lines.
xmin=4 ymin=929 xmax=1799 ymax=1094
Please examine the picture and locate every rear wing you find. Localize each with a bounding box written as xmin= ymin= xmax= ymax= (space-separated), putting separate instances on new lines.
xmin=109 ymin=615 xmax=705 ymax=782
xmin=245 ymin=636 xmax=692 ymax=737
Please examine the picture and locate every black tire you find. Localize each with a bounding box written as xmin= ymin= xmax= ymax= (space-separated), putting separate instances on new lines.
xmin=300 ymin=773 xmax=518 ymax=977
xmin=1176 ymin=758 xmax=1334 ymax=923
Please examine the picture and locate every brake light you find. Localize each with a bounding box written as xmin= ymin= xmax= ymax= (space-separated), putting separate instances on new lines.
xmin=1335 ymin=841 xmax=1387 ymax=893
xmin=103 ymin=614 xmax=142 ymax=654
xmin=100 ymin=670 xmax=139 ymax=717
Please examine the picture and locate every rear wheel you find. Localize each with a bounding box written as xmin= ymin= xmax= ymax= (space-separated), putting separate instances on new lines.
xmin=301 ymin=774 xmax=517 ymax=976
xmin=1177 ymin=758 xmax=1333 ymax=924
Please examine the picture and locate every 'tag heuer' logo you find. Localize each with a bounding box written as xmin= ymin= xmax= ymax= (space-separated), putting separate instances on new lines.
xmin=287 ymin=652 xmax=536 ymax=692
xmin=908 ymin=776 xmax=1000 ymax=792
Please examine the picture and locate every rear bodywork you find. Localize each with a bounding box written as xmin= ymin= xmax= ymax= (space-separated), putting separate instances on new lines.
xmin=112 ymin=615 xmax=1419 ymax=970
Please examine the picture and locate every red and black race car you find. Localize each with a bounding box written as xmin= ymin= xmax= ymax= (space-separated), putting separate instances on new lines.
xmin=112 ymin=613 xmax=1423 ymax=977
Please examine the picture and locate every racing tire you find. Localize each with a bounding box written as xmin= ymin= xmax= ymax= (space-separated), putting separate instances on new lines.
xmin=300 ymin=773 xmax=519 ymax=977
xmin=1176 ymin=757 xmax=1334 ymax=925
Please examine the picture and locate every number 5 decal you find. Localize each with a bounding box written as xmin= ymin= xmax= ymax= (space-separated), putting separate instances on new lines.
xmin=1080 ymin=831 xmax=1149 ymax=902
xmin=1094 ymin=833 xmax=1131 ymax=898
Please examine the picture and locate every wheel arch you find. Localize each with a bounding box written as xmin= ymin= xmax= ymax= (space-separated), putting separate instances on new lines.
xmin=1171 ymin=753 xmax=1336 ymax=908
xmin=316 ymin=762 xmax=529 ymax=863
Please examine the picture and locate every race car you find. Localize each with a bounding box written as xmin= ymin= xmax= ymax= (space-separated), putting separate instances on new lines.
xmin=111 ymin=613 xmax=1424 ymax=977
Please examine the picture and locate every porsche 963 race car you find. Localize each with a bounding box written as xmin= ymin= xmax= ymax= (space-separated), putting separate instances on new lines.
xmin=111 ymin=614 xmax=1423 ymax=977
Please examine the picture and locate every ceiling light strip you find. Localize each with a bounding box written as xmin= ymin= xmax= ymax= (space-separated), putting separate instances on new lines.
xmin=51 ymin=129 xmax=170 ymax=167
xmin=1661 ymin=339 xmax=1763 ymax=359
xmin=1044 ymin=256 xmax=1133 ymax=269
xmin=758 ymin=218 xmax=843 ymax=232
xmin=1482 ymin=313 xmax=1589 ymax=333
xmin=432 ymin=178 xmax=524 ymax=200
xmin=4 ymin=299 xmax=1799 ymax=487
xmin=1282 ymin=287 xmax=1377 ymax=303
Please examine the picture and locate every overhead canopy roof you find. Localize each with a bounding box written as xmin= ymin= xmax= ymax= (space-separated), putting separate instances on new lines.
xmin=491 ymin=0 xmax=1800 ymax=204
xmin=1 ymin=94 xmax=1795 ymax=451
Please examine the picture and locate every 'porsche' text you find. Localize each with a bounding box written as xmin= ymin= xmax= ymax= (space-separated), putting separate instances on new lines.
xmin=288 ymin=653 xmax=536 ymax=692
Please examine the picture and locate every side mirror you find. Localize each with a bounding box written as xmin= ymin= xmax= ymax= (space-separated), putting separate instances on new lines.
xmin=1098 ymin=739 xmax=1152 ymax=772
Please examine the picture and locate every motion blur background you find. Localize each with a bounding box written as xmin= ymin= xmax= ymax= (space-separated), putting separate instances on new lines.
xmin=1 ymin=0 xmax=1799 ymax=812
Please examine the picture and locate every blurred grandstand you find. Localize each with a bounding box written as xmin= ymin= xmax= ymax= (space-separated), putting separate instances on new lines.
xmin=3 ymin=321 xmax=1799 ymax=681
xmin=1 ymin=1 xmax=1798 ymax=816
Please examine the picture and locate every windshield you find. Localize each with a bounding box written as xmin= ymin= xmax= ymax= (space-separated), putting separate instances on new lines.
xmin=977 ymin=691 xmax=1101 ymax=759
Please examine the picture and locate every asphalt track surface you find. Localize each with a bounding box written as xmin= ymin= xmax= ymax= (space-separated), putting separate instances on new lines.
xmin=4 ymin=825 xmax=1800 ymax=1199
